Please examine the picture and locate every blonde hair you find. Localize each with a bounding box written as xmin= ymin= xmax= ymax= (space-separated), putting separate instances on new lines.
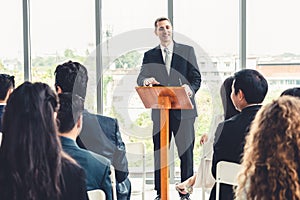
xmin=236 ymin=96 xmax=300 ymax=200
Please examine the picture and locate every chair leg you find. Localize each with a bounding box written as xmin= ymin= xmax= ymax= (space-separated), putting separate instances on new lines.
xmin=216 ymin=182 xmax=220 ymax=200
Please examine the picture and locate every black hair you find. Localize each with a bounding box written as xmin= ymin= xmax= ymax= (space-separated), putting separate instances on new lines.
xmin=54 ymin=60 xmax=88 ymax=99
xmin=154 ymin=17 xmax=171 ymax=28
xmin=220 ymin=76 xmax=239 ymax=119
xmin=233 ymin=69 xmax=268 ymax=104
xmin=0 ymin=82 xmax=64 ymax=200
xmin=280 ymin=87 xmax=300 ymax=98
xmin=0 ymin=74 xmax=15 ymax=100
xmin=57 ymin=93 xmax=84 ymax=133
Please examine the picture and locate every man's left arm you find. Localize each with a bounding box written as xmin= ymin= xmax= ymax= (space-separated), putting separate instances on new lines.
xmin=187 ymin=47 xmax=201 ymax=94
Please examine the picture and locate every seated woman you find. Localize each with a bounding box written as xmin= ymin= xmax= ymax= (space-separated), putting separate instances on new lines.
xmin=176 ymin=76 xmax=239 ymax=194
xmin=0 ymin=82 xmax=87 ymax=200
xmin=235 ymin=96 xmax=300 ymax=199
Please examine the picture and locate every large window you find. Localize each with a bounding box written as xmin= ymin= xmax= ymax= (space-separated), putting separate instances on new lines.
xmin=0 ymin=1 xmax=24 ymax=85
xmin=174 ymin=0 xmax=239 ymax=164
xmin=102 ymin=0 xmax=167 ymax=137
xmin=248 ymin=0 xmax=300 ymax=102
xmin=30 ymin=0 xmax=96 ymax=110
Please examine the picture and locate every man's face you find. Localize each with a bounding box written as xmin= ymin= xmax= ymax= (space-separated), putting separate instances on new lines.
xmin=155 ymin=20 xmax=173 ymax=45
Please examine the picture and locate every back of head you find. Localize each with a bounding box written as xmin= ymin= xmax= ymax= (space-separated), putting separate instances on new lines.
xmin=236 ymin=96 xmax=300 ymax=199
xmin=57 ymin=93 xmax=84 ymax=133
xmin=233 ymin=69 xmax=268 ymax=104
xmin=0 ymin=74 xmax=15 ymax=101
xmin=220 ymin=76 xmax=239 ymax=119
xmin=54 ymin=60 xmax=88 ymax=99
xmin=0 ymin=82 xmax=63 ymax=200
xmin=280 ymin=87 xmax=300 ymax=98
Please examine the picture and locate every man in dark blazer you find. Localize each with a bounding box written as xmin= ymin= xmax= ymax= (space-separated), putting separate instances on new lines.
xmin=209 ymin=69 xmax=268 ymax=200
xmin=54 ymin=61 xmax=131 ymax=200
xmin=137 ymin=17 xmax=201 ymax=200
xmin=79 ymin=109 xmax=131 ymax=199
xmin=0 ymin=74 xmax=15 ymax=132
xmin=57 ymin=93 xmax=113 ymax=200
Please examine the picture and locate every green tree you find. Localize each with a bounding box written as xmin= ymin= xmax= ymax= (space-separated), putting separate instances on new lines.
xmin=114 ymin=51 xmax=142 ymax=69
xmin=64 ymin=49 xmax=76 ymax=58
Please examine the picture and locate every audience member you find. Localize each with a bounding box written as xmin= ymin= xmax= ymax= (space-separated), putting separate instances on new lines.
xmin=176 ymin=76 xmax=239 ymax=194
xmin=280 ymin=87 xmax=300 ymax=97
xmin=209 ymin=69 xmax=268 ymax=200
xmin=57 ymin=93 xmax=112 ymax=199
xmin=54 ymin=60 xmax=131 ymax=200
xmin=0 ymin=82 xmax=87 ymax=200
xmin=0 ymin=74 xmax=15 ymax=132
xmin=235 ymin=96 xmax=300 ymax=200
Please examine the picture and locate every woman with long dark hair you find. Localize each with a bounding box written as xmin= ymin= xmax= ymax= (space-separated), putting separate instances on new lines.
xmin=0 ymin=82 xmax=87 ymax=200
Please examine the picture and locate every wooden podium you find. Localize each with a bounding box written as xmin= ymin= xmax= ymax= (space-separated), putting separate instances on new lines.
xmin=135 ymin=86 xmax=193 ymax=200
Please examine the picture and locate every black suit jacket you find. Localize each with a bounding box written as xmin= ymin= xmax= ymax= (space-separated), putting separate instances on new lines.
xmin=0 ymin=105 xmax=5 ymax=132
xmin=60 ymin=160 xmax=88 ymax=200
xmin=209 ymin=105 xmax=261 ymax=200
xmin=137 ymin=42 xmax=201 ymax=120
xmin=77 ymin=110 xmax=131 ymax=200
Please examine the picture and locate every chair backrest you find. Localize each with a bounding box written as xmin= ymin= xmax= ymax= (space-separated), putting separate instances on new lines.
xmin=126 ymin=142 xmax=146 ymax=200
xmin=87 ymin=189 xmax=106 ymax=200
xmin=215 ymin=161 xmax=242 ymax=200
xmin=110 ymin=165 xmax=117 ymax=200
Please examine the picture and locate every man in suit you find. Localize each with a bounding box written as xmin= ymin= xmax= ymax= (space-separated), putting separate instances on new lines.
xmin=54 ymin=60 xmax=131 ymax=200
xmin=209 ymin=69 xmax=268 ymax=200
xmin=137 ymin=17 xmax=201 ymax=200
xmin=0 ymin=74 xmax=15 ymax=132
xmin=57 ymin=93 xmax=113 ymax=200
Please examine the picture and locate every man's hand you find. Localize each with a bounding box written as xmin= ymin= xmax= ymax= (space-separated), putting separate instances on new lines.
xmin=143 ymin=77 xmax=160 ymax=86
xmin=182 ymin=84 xmax=193 ymax=97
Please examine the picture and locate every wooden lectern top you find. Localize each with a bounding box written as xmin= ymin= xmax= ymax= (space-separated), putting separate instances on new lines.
xmin=135 ymin=86 xmax=193 ymax=110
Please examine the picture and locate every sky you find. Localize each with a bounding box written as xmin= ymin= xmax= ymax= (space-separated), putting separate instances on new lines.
xmin=1 ymin=0 xmax=300 ymax=59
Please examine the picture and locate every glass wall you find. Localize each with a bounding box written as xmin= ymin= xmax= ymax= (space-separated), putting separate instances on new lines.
xmin=30 ymin=0 xmax=96 ymax=110
xmin=0 ymin=1 xmax=24 ymax=86
xmin=247 ymin=0 xmax=300 ymax=102
xmin=102 ymin=0 xmax=167 ymax=139
xmin=174 ymin=0 xmax=238 ymax=165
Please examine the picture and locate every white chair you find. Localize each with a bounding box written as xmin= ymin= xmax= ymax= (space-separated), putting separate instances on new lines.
xmin=87 ymin=189 xmax=106 ymax=200
xmin=215 ymin=161 xmax=242 ymax=200
xmin=126 ymin=142 xmax=146 ymax=200
xmin=110 ymin=165 xmax=118 ymax=200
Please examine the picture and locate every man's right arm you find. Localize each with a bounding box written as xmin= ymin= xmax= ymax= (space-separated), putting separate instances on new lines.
xmin=137 ymin=52 xmax=150 ymax=86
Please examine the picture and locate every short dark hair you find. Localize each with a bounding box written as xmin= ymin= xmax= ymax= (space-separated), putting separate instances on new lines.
xmin=154 ymin=17 xmax=171 ymax=28
xmin=54 ymin=61 xmax=88 ymax=99
xmin=233 ymin=69 xmax=268 ymax=104
xmin=57 ymin=93 xmax=84 ymax=133
xmin=280 ymin=87 xmax=300 ymax=98
xmin=0 ymin=74 xmax=15 ymax=100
